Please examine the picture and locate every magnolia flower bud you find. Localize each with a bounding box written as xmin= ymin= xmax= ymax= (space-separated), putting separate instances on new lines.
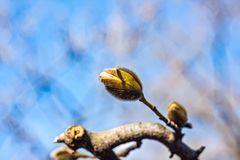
xmin=50 ymin=146 xmax=95 ymax=160
xmin=99 ymin=67 xmax=143 ymax=100
xmin=50 ymin=146 xmax=77 ymax=160
xmin=167 ymin=101 xmax=188 ymax=128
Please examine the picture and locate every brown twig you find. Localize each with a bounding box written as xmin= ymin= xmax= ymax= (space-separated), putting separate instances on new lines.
xmin=139 ymin=96 xmax=187 ymax=140
xmin=54 ymin=122 xmax=205 ymax=160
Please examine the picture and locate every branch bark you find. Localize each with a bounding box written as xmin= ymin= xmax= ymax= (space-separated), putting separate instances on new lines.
xmin=54 ymin=122 xmax=205 ymax=160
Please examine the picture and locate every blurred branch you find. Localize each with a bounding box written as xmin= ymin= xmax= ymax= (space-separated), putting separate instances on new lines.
xmin=51 ymin=141 xmax=142 ymax=160
xmin=54 ymin=122 xmax=205 ymax=160
xmin=115 ymin=140 xmax=142 ymax=158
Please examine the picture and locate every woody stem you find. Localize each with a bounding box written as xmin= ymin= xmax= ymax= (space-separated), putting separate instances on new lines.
xmin=139 ymin=96 xmax=179 ymax=131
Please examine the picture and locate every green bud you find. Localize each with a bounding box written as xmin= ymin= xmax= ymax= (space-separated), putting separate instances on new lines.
xmin=50 ymin=146 xmax=77 ymax=160
xmin=99 ymin=67 xmax=143 ymax=100
xmin=50 ymin=146 xmax=95 ymax=160
xmin=167 ymin=101 xmax=188 ymax=128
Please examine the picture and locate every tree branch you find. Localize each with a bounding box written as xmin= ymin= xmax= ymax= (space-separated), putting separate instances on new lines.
xmin=54 ymin=122 xmax=205 ymax=160
xmin=51 ymin=141 xmax=142 ymax=160
xmin=116 ymin=140 xmax=142 ymax=157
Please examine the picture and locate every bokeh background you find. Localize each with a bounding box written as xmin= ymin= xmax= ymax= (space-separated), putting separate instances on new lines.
xmin=0 ymin=0 xmax=240 ymax=159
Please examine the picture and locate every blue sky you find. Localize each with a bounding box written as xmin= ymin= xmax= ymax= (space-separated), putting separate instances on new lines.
xmin=0 ymin=0 xmax=239 ymax=160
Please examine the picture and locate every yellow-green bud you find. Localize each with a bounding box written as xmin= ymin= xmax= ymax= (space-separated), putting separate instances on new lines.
xmin=50 ymin=146 xmax=77 ymax=160
xmin=50 ymin=146 xmax=95 ymax=160
xmin=167 ymin=101 xmax=188 ymax=128
xmin=99 ymin=67 xmax=143 ymax=100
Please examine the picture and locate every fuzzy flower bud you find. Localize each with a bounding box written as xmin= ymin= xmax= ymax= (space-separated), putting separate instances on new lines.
xmin=167 ymin=101 xmax=188 ymax=128
xmin=99 ymin=67 xmax=143 ymax=100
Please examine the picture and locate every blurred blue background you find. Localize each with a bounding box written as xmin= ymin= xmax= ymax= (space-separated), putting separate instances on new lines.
xmin=0 ymin=0 xmax=240 ymax=159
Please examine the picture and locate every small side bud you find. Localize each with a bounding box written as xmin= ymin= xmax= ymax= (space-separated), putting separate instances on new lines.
xmin=50 ymin=146 xmax=95 ymax=160
xmin=167 ymin=101 xmax=188 ymax=128
xmin=50 ymin=146 xmax=76 ymax=160
xmin=99 ymin=67 xmax=143 ymax=100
